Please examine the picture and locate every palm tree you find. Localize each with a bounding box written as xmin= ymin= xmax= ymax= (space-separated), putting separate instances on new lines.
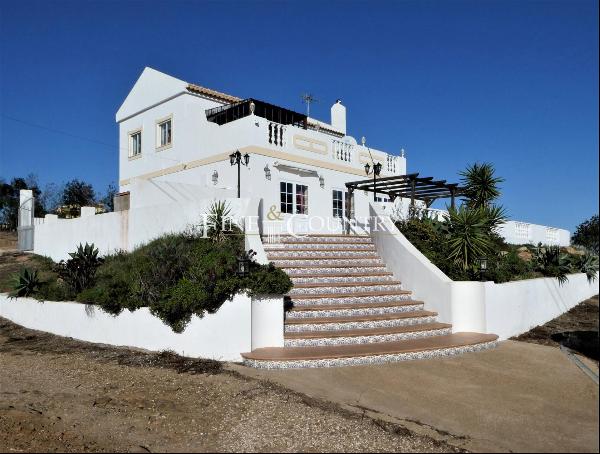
xmin=459 ymin=162 xmax=504 ymax=209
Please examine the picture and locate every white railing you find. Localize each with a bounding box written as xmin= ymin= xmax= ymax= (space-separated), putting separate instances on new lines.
xmin=386 ymin=154 xmax=399 ymax=174
xmin=268 ymin=122 xmax=286 ymax=147
xmin=332 ymin=140 xmax=354 ymax=163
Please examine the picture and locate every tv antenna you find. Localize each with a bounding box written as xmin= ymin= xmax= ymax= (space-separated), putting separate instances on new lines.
xmin=301 ymin=93 xmax=318 ymax=117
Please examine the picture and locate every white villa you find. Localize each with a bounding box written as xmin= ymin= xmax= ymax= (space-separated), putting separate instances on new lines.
xmin=113 ymin=67 xmax=568 ymax=244
xmin=10 ymin=67 xmax=593 ymax=369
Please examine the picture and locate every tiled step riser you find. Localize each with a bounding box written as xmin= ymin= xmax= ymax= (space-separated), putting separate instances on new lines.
xmin=291 ymin=275 xmax=395 ymax=285
xmin=273 ymin=259 xmax=384 ymax=267
xmin=287 ymin=304 xmax=424 ymax=319
xmin=244 ymin=341 xmax=498 ymax=369
xmin=284 ymin=267 xmax=389 ymax=276
xmin=284 ymin=327 xmax=453 ymax=347
xmin=285 ymin=316 xmax=438 ymax=333
xmin=265 ymin=237 xmax=373 ymax=244
xmin=267 ymin=250 xmax=377 ymax=259
xmin=289 ymin=284 xmax=404 ymax=295
xmin=291 ymin=294 xmax=412 ymax=306
xmin=265 ymin=244 xmax=376 ymax=251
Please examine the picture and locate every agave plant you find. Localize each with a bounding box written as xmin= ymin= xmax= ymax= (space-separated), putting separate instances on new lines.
xmin=204 ymin=201 xmax=241 ymax=243
xmin=55 ymin=243 xmax=104 ymax=293
xmin=459 ymin=162 xmax=505 ymax=209
xmin=569 ymin=253 xmax=599 ymax=284
xmin=532 ymin=245 xmax=572 ymax=286
xmin=12 ymin=268 xmax=41 ymax=297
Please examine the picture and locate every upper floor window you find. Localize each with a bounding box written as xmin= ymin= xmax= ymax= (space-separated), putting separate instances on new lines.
xmin=156 ymin=117 xmax=172 ymax=149
xmin=129 ymin=130 xmax=142 ymax=158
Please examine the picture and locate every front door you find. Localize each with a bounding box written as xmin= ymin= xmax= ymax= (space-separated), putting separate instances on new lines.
xmin=279 ymin=181 xmax=309 ymax=234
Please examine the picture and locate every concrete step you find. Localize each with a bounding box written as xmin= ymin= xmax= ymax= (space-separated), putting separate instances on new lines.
xmin=242 ymin=332 xmax=499 ymax=369
xmin=284 ymin=322 xmax=453 ymax=347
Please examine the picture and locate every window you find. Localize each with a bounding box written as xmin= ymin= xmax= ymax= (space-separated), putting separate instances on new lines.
xmin=515 ymin=222 xmax=530 ymax=242
xmin=280 ymin=182 xmax=293 ymax=214
xmin=332 ymin=190 xmax=343 ymax=218
xmin=375 ymin=196 xmax=389 ymax=203
xmin=295 ymin=184 xmax=308 ymax=214
xmin=129 ymin=130 xmax=142 ymax=158
xmin=546 ymin=228 xmax=559 ymax=245
xmin=280 ymin=182 xmax=308 ymax=215
xmin=333 ymin=190 xmax=354 ymax=218
xmin=156 ymin=117 xmax=172 ymax=149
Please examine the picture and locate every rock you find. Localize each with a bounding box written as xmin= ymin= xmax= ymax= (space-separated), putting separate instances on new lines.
xmin=517 ymin=246 xmax=529 ymax=252
xmin=518 ymin=251 xmax=533 ymax=262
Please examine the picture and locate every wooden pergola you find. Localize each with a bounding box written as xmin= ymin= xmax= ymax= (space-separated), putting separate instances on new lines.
xmin=345 ymin=172 xmax=463 ymax=217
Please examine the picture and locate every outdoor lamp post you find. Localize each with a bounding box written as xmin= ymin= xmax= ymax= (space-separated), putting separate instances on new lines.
xmin=477 ymin=257 xmax=488 ymax=282
xmin=237 ymin=255 xmax=250 ymax=277
xmin=229 ymin=150 xmax=250 ymax=198
xmin=365 ymin=161 xmax=383 ymax=201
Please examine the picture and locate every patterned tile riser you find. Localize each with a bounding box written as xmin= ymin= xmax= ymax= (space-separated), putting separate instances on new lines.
xmin=284 ymin=267 xmax=389 ymax=276
xmin=267 ymin=250 xmax=378 ymax=258
xmin=284 ymin=328 xmax=453 ymax=347
xmin=264 ymin=243 xmax=376 ymax=251
xmin=266 ymin=236 xmax=373 ymax=244
xmin=243 ymin=341 xmax=499 ymax=369
xmin=291 ymin=294 xmax=412 ymax=306
xmin=289 ymin=284 xmax=404 ymax=295
xmin=273 ymin=259 xmax=384 ymax=267
xmin=285 ymin=316 xmax=438 ymax=333
xmin=291 ymin=275 xmax=395 ymax=285
xmin=287 ymin=304 xmax=424 ymax=319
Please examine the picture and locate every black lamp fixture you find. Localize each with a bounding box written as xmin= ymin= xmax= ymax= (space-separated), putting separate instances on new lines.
xmin=229 ymin=150 xmax=250 ymax=198
xmin=365 ymin=161 xmax=383 ymax=201
xmin=477 ymin=256 xmax=488 ymax=281
xmin=236 ymin=250 xmax=256 ymax=277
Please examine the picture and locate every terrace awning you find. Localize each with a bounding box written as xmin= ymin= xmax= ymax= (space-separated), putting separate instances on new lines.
xmin=345 ymin=173 xmax=464 ymax=208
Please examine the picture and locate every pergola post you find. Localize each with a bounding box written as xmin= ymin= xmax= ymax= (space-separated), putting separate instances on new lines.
xmin=345 ymin=187 xmax=354 ymax=234
xmin=410 ymin=176 xmax=416 ymax=207
xmin=450 ymin=188 xmax=456 ymax=210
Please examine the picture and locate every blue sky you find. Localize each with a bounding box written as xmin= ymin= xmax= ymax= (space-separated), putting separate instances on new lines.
xmin=0 ymin=0 xmax=597 ymax=231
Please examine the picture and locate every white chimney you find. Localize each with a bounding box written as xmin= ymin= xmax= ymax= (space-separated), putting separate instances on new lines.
xmin=331 ymin=99 xmax=346 ymax=135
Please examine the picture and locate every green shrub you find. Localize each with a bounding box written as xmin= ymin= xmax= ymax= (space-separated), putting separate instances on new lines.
xmin=244 ymin=263 xmax=293 ymax=296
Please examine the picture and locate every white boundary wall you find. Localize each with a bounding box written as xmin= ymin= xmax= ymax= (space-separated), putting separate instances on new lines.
xmin=32 ymin=180 xmax=267 ymax=263
xmin=369 ymin=205 xmax=599 ymax=340
xmin=0 ymin=292 xmax=283 ymax=361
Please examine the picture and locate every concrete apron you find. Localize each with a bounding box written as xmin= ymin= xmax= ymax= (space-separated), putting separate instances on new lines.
xmin=230 ymin=340 xmax=599 ymax=453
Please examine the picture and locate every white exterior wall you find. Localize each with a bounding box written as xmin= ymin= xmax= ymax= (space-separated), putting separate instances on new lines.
xmin=369 ymin=205 xmax=599 ymax=339
xmin=497 ymin=220 xmax=570 ymax=247
xmin=116 ymin=68 xmax=406 ymax=234
xmin=32 ymin=181 xmax=264 ymax=262
xmin=0 ymin=293 xmax=284 ymax=361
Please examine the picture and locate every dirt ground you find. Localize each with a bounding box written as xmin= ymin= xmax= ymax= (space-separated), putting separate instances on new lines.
xmin=0 ymin=318 xmax=460 ymax=453
xmin=512 ymin=295 xmax=599 ymax=359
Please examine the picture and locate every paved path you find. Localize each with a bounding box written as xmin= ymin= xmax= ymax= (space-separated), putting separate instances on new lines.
xmin=232 ymin=340 xmax=599 ymax=452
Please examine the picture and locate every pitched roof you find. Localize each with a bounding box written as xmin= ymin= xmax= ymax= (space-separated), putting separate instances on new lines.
xmin=186 ymin=83 xmax=241 ymax=104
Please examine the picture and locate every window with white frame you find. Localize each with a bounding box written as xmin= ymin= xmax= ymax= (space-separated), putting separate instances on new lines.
xmin=332 ymin=190 xmax=354 ymax=218
xmin=332 ymin=190 xmax=343 ymax=218
xmin=280 ymin=182 xmax=308 ymax=214
xmin=280 ymin=182 xmax=293 ymax=214
xmin=129 ymin=130 xmax=142 ymax=157
xmin=157 ymin=118 xmax=172 ymax=148
xmin=375 ymin=195 xmax=389 ymax=203
xmin=295 ymin=184 xmax=308 ymax=214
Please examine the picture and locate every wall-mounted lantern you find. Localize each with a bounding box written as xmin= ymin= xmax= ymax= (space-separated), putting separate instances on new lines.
xmin=319 ymin=174 xmax=325 ymax=188
xmin=212 ymin=170 xmax=219 ymax=185
xmin=264 ymin=164 xmax=271 ymax=180
xmin=477 ymin=257 xmax=488 ymax=281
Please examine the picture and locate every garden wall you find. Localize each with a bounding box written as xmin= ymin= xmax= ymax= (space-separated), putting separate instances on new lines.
xmin=30 ymin=180 xmax=265 ymax=262
xmin=369 ymin=204 xmax=599 ymax=340
xmin=0 ymin=292 xmax=284 ymax=361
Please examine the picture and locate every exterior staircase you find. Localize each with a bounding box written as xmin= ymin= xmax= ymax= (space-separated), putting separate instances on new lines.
xmin=242 ymin=234 xmax=498 ymax=369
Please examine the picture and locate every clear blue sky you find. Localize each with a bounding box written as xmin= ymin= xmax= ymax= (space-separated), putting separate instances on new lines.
xmin=0 ymin=0 xmax=597 ymax=231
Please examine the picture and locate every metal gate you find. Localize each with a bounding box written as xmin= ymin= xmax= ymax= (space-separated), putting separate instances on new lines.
xmin=17 ymin=196 xmax=34 ymax=251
